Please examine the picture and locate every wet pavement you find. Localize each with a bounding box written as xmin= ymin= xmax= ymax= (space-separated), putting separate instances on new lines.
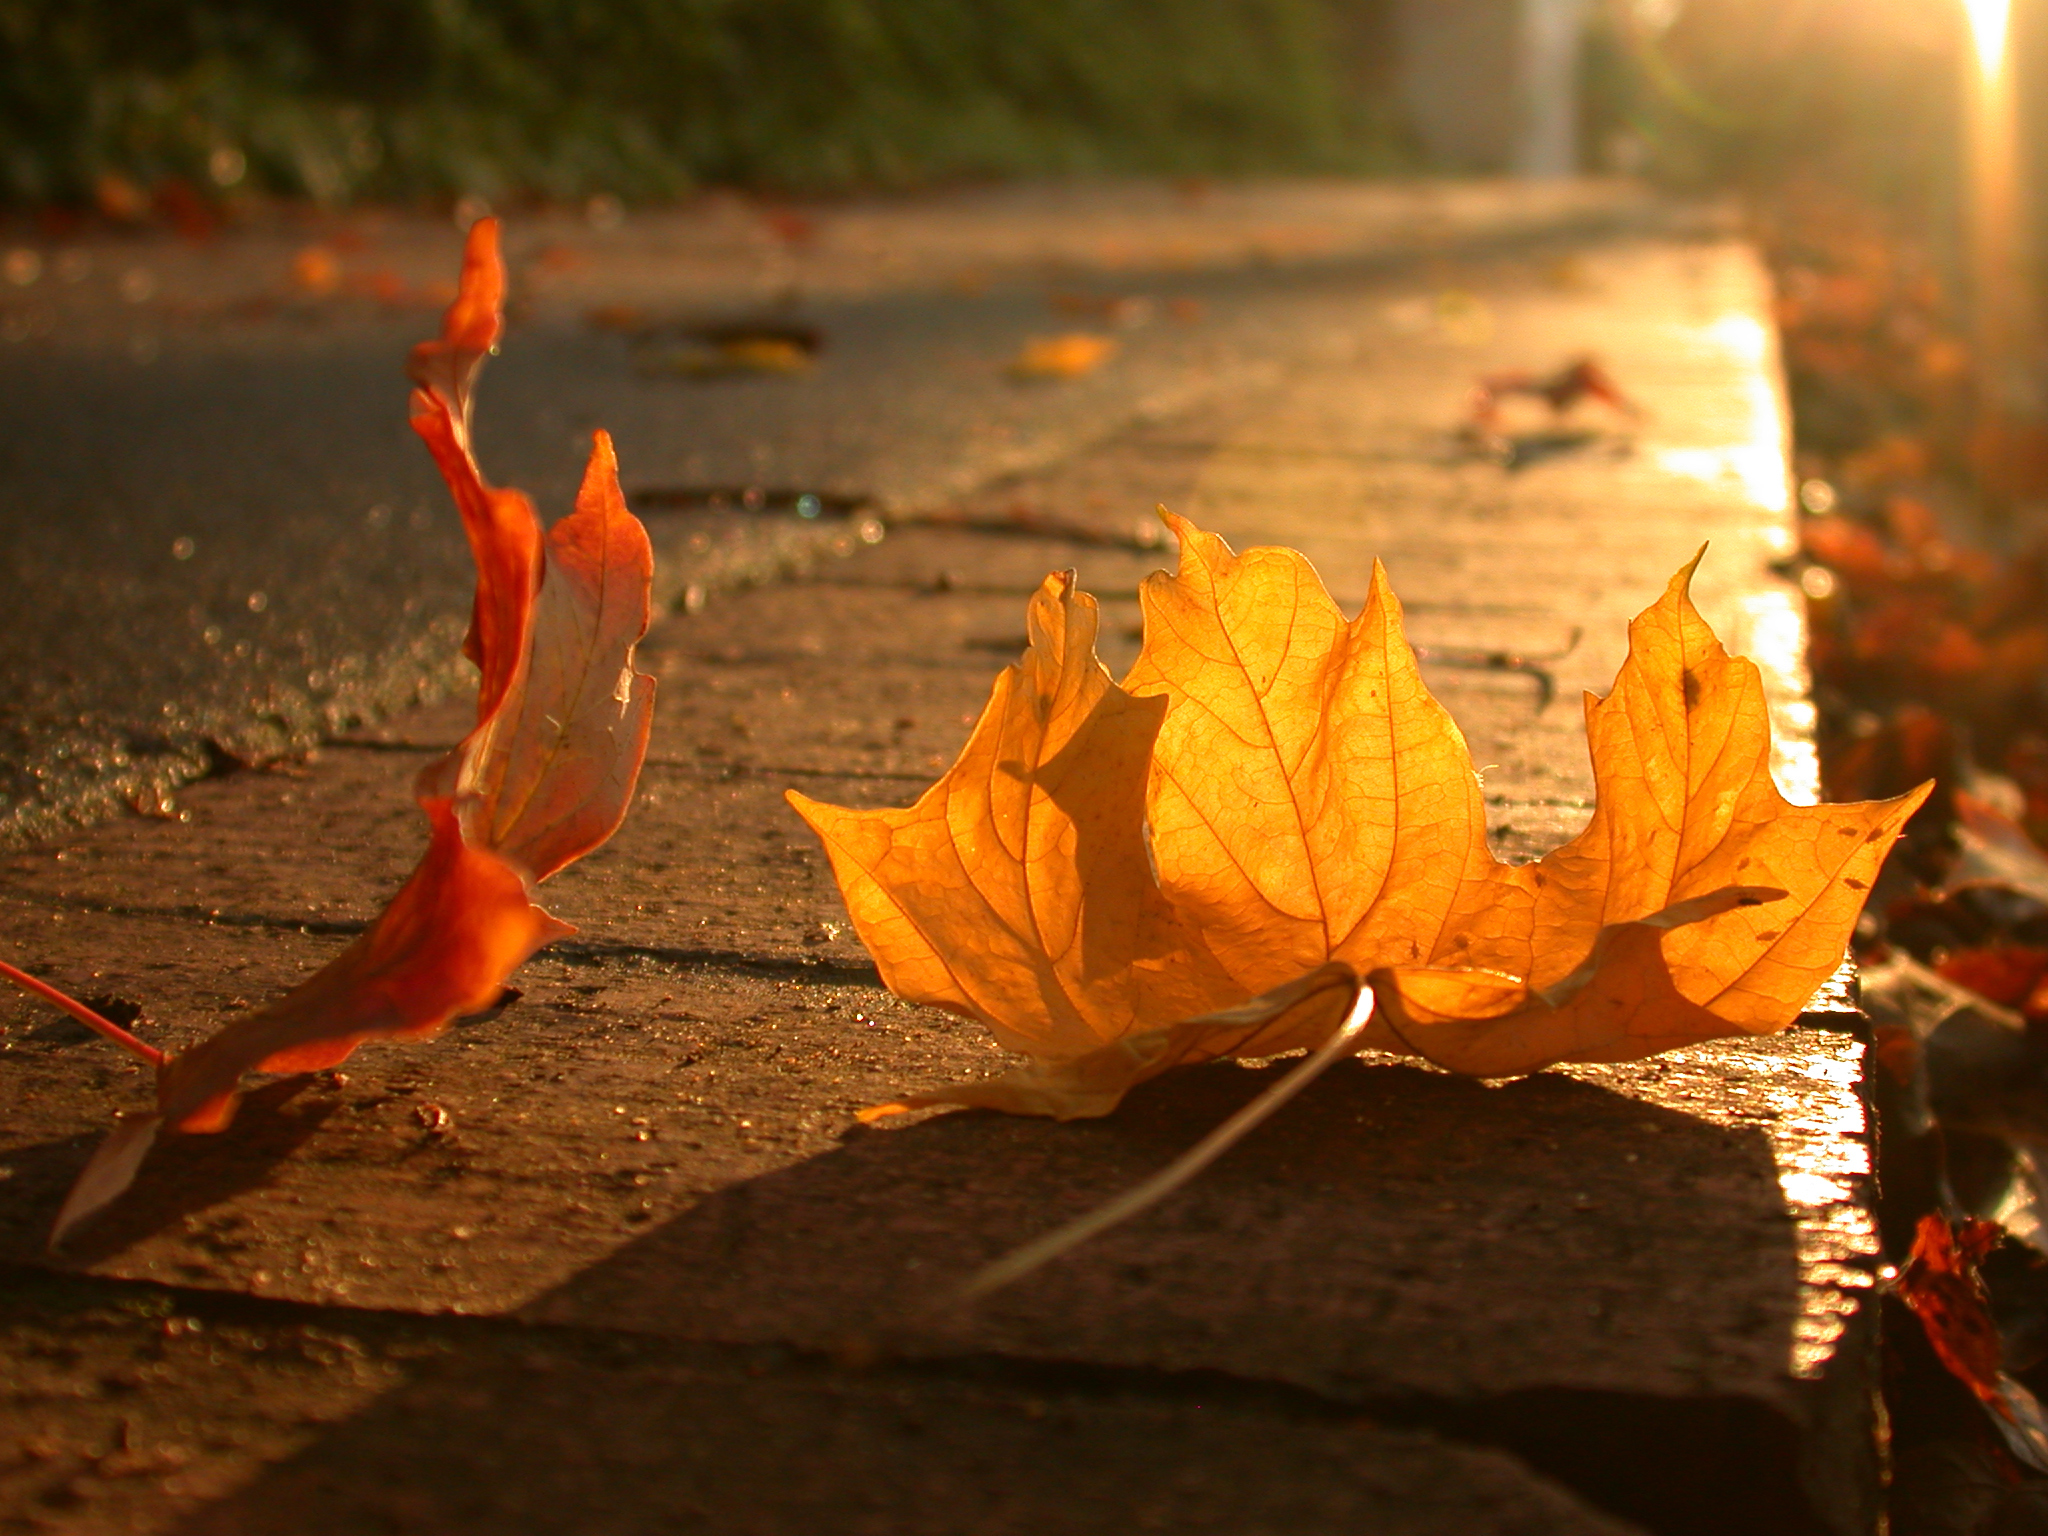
xmin=1 ymin=183 xmax=1879 ymax=1535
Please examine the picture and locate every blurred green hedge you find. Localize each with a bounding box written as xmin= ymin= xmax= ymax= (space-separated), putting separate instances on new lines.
xmin=0 ymin=0 xmax=1397 ymax=205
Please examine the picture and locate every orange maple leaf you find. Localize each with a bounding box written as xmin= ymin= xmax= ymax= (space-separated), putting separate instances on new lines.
xmin=791 ymin=514 xmax=1928 ymax=1121
xmin=19 ymin=218 xmax=657 ymax=1245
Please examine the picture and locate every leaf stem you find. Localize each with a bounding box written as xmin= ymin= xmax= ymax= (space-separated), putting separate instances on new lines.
xmin=960 ymin=982 xmax=1377 ymax=1302
xmin=0 ymin=959 xmax=164 ymax=1067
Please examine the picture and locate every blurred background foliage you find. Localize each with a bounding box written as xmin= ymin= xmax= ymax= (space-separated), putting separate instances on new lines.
xmin=0 ymin=0 xmax=1401 ymax=206
xmin=2 ymin=0 xmax=2029 ymax=222
xmin=1593 ymin=0 xmax=1967 ymax=200
xmin=1584 ymin=0 xmax=2029 ymax=233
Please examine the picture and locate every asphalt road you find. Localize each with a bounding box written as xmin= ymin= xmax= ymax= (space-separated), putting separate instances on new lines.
xmin=0 ymin=265 xmax=1274 ymax=842
xmin=0 ymin=188 xmax=1661 ymax=846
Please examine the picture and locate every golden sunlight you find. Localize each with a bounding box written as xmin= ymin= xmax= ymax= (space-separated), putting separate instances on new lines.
xmin=1964 ymin=0 xmax=2011 ymax=76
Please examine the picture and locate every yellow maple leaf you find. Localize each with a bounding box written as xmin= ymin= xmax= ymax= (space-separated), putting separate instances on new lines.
xmin=789 ymin=571 xmax=1234 ymax=1072
xmin=1125 ymin=514 xmax=1514 ymax=993
xmin=789 ymin=516 xmax=1928 ymax=1120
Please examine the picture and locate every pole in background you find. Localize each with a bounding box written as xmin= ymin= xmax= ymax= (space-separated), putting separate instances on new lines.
xmin=1961 ymin=0 xmax=2048 ymax=509
xmin=1517 ymin=0 xmax=1592 ymax=176
xmin=1392 ymin=0 xmax=1590 ymax=176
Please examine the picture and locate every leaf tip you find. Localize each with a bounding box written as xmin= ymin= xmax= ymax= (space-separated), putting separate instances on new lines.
xmin=452 ymin=217 xmax=504 ymax=335
xmin=784 ymin=788 xmax=844 ymax=845
xmin=1025 ymin=568 xmax=1096 ymax=656
xmin=571 ymin=428 xmax=630 ymax=525
xmin=1155 ymin=509 xmax=1234 ymax=577
xmin=1363 ymin=557 xmax=1404 ymax=620
xmin=1668 ymin=543 xmax=1709 ymax=599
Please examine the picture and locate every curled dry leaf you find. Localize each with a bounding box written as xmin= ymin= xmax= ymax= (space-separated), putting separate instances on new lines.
xmin=791 ymin=513 xmax=1927 ymax=1122
xmin=31 ymin=218 xmax=656 ymax=1246
xmin=1469 ymin=356 xmax=1638 ymax=431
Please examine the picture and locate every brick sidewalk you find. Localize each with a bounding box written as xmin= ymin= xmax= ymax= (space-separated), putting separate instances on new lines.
xmin=1 ymin=210 xmax=1877 ymax=1534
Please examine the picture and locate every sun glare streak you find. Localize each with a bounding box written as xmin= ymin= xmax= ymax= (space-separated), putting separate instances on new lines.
xmin=1965 ymin=0 xmax=2011 ymax=77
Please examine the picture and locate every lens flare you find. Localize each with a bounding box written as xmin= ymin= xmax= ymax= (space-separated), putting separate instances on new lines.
xmin=1965 ymin=0 xmax=2011 ymax=76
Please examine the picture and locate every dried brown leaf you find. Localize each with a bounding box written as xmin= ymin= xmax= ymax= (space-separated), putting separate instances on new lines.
xmin=1900 ymin=1213 xmax=2048 ymax=1473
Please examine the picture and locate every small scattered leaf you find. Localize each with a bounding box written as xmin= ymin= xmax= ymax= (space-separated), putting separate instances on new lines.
xmin=639 ymin=336 xmax=816 ymax=377
xmin=289 ymin=245 xmax=342 ymax=296
xmin=711 ymin=336 xmax=814 ymax=373
xmin=1008 ymin=333 xmax=1117 ymax=380
xmin=625 ymin=320 xmax=823 ymax=379
xmin=1470 ymin=356 xmax=1637 ymax=429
